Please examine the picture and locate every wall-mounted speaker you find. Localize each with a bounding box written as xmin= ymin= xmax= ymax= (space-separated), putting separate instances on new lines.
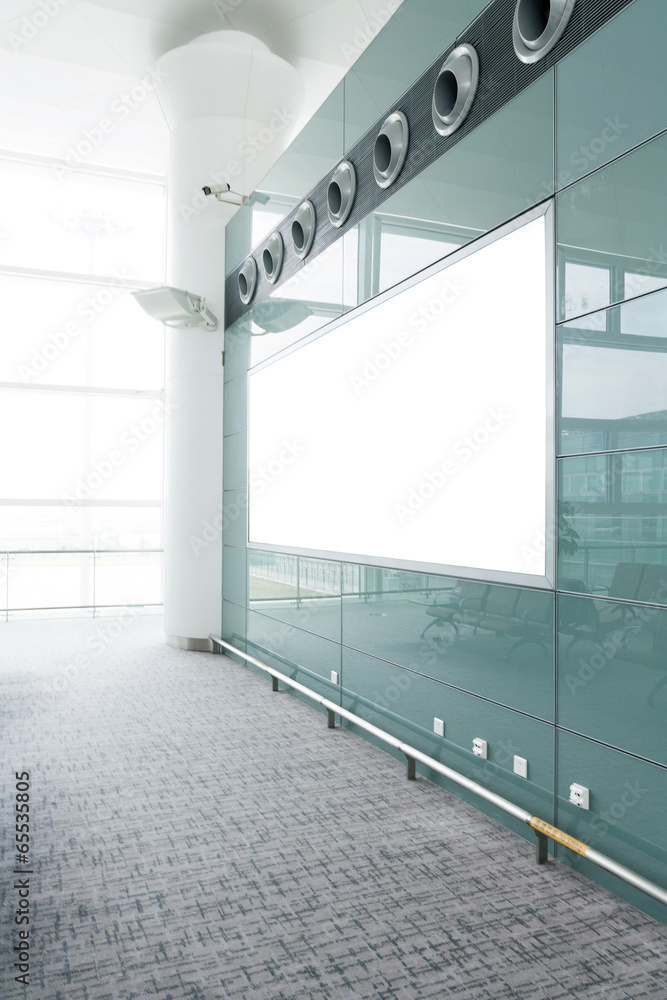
xmin=513 ymin=0 xmax=576 ymax=63
xmin=262 ymin=232 xmax=284 ymax=284
xmin=373 ymin=111 xmax=409 ymax=189
xmin=292 ymin=200 xmax=316 ymax=259
xmin=432 ymin=43 xmax=480 ymax=137
xmin=238 ymin=255 xmax=257 ymax=305
xmin=327 ymin=160 xmax=356 ymax=227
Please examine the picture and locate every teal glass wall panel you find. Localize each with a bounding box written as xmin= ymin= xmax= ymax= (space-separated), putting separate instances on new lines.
xmin=557 ymin=132 xmax=667 ymax=322
xmin=556 ymin=730 xmax=667 ymax=922
xmin=557 ymin=594 xmax=667 ymax=763
xmin=222 ymin=599 xmax=246 ymax=650
xmin=222 ymin=374 xmax=247 ymax=435
xmin=343 ymin=565 xmax=554 ymax=721
xmin=222 ymin=490 xmax=247 ymax=548
xmin=243 ymin=83 xmax=344 ymax=255
xmin=558 ymin=289 xmax=667 ymax=456
xmin=558 ymin=449 xmax=667 ymax=601
xmin=248 ymin=238 xmax=345 ymax=369
xmin=247 ymin=608 xmax=341 ymax=701
xmin=352 ymin=74 xmax=554 ymax=305
xmin=254 ymin=83 xmax=344 ymax=208
xmin=224 ymin=315 xmax=251 ymax=382
xmin=342 ymin=646 xmax=554 ymax=827
xmin=222 ymin=544 xmax=247 ymax=607
xmin=249 ymin=550 xmax=341 ymax=643
xmin=222 ymin=431 xmax=246 ymax=491
xmin=344 ymin=0 xmax=484 ymax=148
xmin=556 ymin=0 xmax=667 ymax=188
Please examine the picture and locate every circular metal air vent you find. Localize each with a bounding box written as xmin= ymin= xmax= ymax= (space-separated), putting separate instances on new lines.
xmin=327 ymin=160 xmax=356 ymax=228
xmin=238 ymin=256 xmax=257 ymax=305
xmin=373 ymin=111 xmax=409 ymax=189
xmin=432 ymin=44 xmax=479 ymax=137
xmin=513 ymin=0 xmax=576 ymax=64
xmin=292 ymin=200 xmax=316 ymax=259
xmin=262 ymin=231 xmax=284 ymax=284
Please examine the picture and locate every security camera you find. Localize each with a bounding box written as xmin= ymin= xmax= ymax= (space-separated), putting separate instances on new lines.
xmin=202 ymin=183 xmax=245 ymax=206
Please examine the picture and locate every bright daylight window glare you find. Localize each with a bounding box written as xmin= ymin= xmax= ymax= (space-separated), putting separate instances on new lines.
xmin=0 ymin=158 xmax=166 ymax=618
xmin=248 ymin=212 xmax=550 ymax=580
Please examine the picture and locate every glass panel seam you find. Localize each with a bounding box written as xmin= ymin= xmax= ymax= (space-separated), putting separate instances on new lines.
xmin=554 ymin=124 xmax=667 ymax=196
xmin=556 ymin=284 xmax=667 ymax=327
xmin=555 ymin=725 xmax=667 ymax=770
xmin=341 ymin=645 xmax=554 ymax=725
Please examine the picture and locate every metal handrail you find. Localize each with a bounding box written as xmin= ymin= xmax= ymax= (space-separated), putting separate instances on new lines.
xmin=210 ymin=634 xmax=667 ymax=909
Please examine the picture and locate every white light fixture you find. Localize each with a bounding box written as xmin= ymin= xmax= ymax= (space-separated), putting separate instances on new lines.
xmin=132 ymin=286 xmax=217 ymax=330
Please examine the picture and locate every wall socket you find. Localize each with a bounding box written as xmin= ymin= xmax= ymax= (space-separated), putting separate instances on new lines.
xmin=433 ymin=718 xmax=445 ymax=737
xmin=569 ymin=783 xmax=590 ymax=810
xmin=472 ymin=738 xmax=488 ymax=759
xmin=513 ymin=756 xmax=528 ymax=779
xmin=330 ymin=671 xmax=339 ymax=685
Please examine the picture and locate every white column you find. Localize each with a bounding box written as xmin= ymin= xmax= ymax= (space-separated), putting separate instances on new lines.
xmin=154 ymin=31 xmax=303 ymax=649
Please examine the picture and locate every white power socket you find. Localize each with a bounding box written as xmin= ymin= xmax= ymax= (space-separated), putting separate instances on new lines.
xmin=433 ymin=718 xmax=445 ymax=737
xmin=472 ymin=738 xmax=488 ymax=759
xmin=569 ymin=782 xmax=590 ymax=810
xmin=513 ymin=756 xmax=528 ymax=779
xmin=330 ymin=671 xmax=339 ymax=685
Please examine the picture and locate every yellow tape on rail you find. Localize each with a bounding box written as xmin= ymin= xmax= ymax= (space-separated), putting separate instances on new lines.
xmin=530 ymin=817 xmax=589 ymax=858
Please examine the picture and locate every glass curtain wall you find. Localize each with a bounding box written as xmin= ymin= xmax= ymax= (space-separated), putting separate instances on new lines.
xmin=0 ymin=154 xmax=166 ymax=619
xmin=223 ymin=0 xmax=667 ymax=922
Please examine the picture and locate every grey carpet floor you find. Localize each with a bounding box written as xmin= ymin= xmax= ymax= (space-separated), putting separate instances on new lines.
xmin=1 ymin=614 xmax=666 ymax=1000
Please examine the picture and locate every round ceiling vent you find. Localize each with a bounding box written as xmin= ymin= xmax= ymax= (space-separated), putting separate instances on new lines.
xmin=327 ymin=160 xmax=356 ymax=228
xmin=432 ymin=44 xmax=480 ymax=137
xmin=373 ymin=111 xmax=409 ymax=189
xmin=262 ymin=231 xmax=284 ymax=284
xmin=292 ymin=200 xmax=316 ymax=259
xmin=238 ymin=256 xmax=257 ymax=305
xmin=513 ymin=0 xmax=576 ymax=64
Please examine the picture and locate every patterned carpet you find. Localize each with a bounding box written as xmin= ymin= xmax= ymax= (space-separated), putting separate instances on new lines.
xmin=1 ymin=614 xmax=666 ymax=1000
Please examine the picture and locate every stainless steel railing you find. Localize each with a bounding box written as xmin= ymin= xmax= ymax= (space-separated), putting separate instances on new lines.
xmin=210 ymin=634 xmax=667 ymax=910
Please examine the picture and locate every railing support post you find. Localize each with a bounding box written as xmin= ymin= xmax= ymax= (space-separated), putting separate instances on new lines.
xmin=272 ymin=676 xmax=279 ymax=692
xmin=327 ymin=709 xmax=336 ymax=728
xmin=405 ymin=754 xmax=416 ymax=780
xmin=535 ymin=830 xmax=549 ymax=865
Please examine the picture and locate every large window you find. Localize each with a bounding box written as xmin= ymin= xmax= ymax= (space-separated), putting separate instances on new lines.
xmin=248 ymin=206 xmax=553 ymax=586
xmin=0 ymin=155 xmax=166 ymax=619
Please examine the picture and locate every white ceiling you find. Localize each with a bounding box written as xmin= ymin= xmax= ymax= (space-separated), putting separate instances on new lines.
xmin=0 ymin=0 xmax=403 ymax=174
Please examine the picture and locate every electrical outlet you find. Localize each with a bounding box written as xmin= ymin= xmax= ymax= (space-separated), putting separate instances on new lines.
xmin=472 ymin=738 xmax=487 ymax=759
xmin=433 ymin=718 xmax=445 ymax=737
xmin=569 ymin=783 xmax=590 ymax=810
xmin=513 ymin=755 xmax=528 ymax=779
xmin=330 ymin=671 xmax=339 ymax=685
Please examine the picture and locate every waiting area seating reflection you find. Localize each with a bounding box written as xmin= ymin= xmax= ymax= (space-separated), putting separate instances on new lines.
xmin=421 ymin=582 xmax=553 ymax=659
xmin=559 ymin=562 xmax=667 ymax=707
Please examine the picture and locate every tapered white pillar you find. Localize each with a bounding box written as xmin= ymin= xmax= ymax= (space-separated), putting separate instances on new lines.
xmin=154 ymin=32 xmax=303 ymax=648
